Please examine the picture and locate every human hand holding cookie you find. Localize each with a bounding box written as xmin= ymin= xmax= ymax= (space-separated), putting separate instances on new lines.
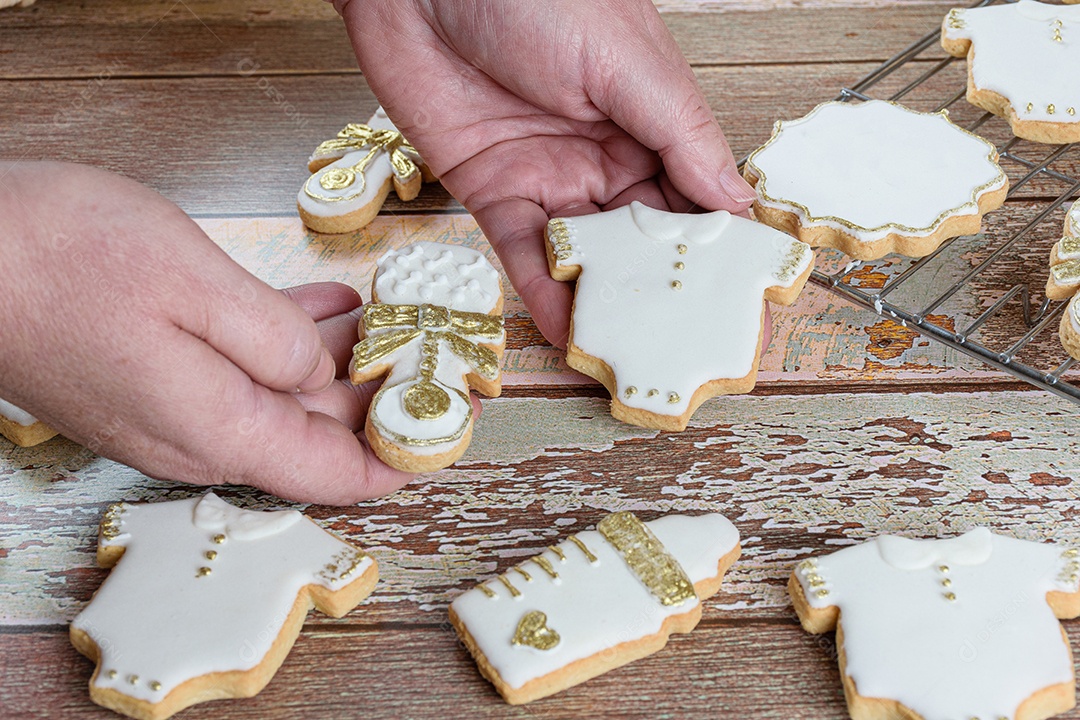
xmin=0 ymin=162 xmax=413 ymax=504
xmin=334 ymin=0 xmax=757 ymax=348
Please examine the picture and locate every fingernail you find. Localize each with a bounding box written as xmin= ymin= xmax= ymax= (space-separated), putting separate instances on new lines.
xmin=719 ymin=168 xmax=758 ymax=205
xmin=297 ymin=347 xmax=336 ymax=394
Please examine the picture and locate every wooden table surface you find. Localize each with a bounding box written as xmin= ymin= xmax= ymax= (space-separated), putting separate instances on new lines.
xmin=2 ymin=1 xmax=1079 ymax=718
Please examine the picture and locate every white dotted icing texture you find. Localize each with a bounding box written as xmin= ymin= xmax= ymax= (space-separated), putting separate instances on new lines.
xmin=298 ymin=106 xmax=422 ymax=219
xmin=746 ymin=100 xmax=1007 ymax=243
xmin=0 ymin=397 xmax=37 ymax=426
xmin=551 ymin=202 xmax=812 ymax=417
xmin=795 ymin=528 xmax=1080 ymax=720
xmin=451 ymin=513 xmax=739 ymax=690
xmin=373 ymin=242 xmax=502 ymax=314
xmin=944 ymin=2 xmax=1080 ymax=125
xmin=72 ymin=493 xmax=372 ymax=703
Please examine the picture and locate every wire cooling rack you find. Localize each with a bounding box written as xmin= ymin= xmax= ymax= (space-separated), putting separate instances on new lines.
xmin=768 ymin=0 xmax=1080 ymax=403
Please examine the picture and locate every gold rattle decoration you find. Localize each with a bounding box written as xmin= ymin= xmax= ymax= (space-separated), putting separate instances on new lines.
xmin=305 ymin=123 xmax=420 ymax=204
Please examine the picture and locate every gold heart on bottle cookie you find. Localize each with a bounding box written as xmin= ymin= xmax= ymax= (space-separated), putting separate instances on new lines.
xmin=512 ymin=610 xmax=560 ymax=651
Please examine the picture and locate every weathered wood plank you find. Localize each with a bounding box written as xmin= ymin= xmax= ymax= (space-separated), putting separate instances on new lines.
xmin=193 ymin=203 xmax=1080 ymax=389
xmin=0 ymin=1 xmax=953 ymax=78
xmin=4 ymin=391 xmax=1077 ymax=627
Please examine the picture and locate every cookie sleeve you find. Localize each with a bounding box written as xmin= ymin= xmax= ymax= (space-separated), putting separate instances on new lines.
xmin=546 ymin=217 xmax=583 ymax=282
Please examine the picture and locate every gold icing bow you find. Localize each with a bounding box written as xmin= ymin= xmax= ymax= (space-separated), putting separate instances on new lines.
xmin=314 ymin=123 xmax=419 ymax=182
xmin=353 ymin=303 xmax=504 ymax=382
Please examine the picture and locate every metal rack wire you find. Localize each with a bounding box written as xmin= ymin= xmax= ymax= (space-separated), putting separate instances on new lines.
xmin=785 ymin=0 xmax=1080 ymax=403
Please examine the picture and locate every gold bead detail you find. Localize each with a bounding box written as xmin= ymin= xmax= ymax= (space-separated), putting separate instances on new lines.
xmin=205 ymin=550 xmax=217 ymax=561
xmin=1027 ymin=103 xmax=1034 ymax=113
xmin=942 ymin=578 xmax=952 ymax=587
xmin=667 ymin=392 xmax=680 ymax=404
xmin=1069 ymin=108 xmax=1076 ymax=116
xmin=939 ymin=565 xmax=950 ymax=574
xmin=107 ymin=670 xmax=117 ymax=679
xmin=213 ymin=534 xmax=226 ymax=544
xmin=647 ymin=389 xmax=659 ymax=397
xmin=671 ymin=280 xmax=683 ymax=290
xmin=677 ymin=244 xmax=687 ymax=255
xmin=128 ymin=675 xmax=139 ymax=686
xmin=945 ymin=592 xmax=957 ymax=601
xmin=815 ymin=589 xmax=829 ymax=598
xmin=674 ymin=262 xmax=685 ymax=271
xmin=150 ymin=681 xmax=162 ymax=692
xmin=625 ymin=386 xmax=637 ymax=397
xmin=1048 ymin=104 xmax=1056 ymax=115
xmin=197 ymin=567 xmax=212 ymax=577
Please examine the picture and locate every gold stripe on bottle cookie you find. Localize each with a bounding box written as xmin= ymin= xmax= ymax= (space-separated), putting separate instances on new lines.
xmin=597 ymin=512 xmax=696 ymax=607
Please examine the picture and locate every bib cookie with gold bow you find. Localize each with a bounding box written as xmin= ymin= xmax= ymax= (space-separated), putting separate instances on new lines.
xmin=298 ymin=107 xmax=436 ymax=234
xmin=450 ymin=511 xmax=741 ymax=704
xmin=350 ymin=241 xmax=505 ymax=472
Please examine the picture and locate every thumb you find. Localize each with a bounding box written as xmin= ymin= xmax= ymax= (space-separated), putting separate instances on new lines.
xmin=585 ymin=30 xmax=755 ymax=212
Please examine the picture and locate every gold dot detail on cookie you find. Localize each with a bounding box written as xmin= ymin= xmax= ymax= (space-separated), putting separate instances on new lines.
xmin=297 ymin=106 xmax=437 ymax=235
xmin=350 ymin=242 xmax=505 ymax=473
xmin=449 ymin=511 xmax=741 ymax=705
xmin=545 ymin=202 xmax=813 ymax=432
xmin=942 ymin=2 xmax=1080 ymax=144
xmin=70 ymin=493 xmax=378 ymax=720
xmin=788 ymin=527 xmax=1080 ymax=720
xmin=744 ymin=100 xmax=1008 ymax=261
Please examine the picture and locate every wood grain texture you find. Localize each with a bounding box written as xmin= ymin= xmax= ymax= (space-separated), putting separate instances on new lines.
xmin=4 ymin=390 xmax=1077 ymax=628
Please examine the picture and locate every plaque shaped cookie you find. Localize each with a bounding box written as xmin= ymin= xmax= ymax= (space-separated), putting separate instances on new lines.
xmin=744 ymin=100 xmax=1009 ymax=261
xmin=298 ymin=107 xmax=436 ymax=234
xmin=71 ymin=493 xmax=378 ymax=720
xmin=350 ymin=242 xmax=505 ymax=472
xmin=546 ymin=201 xmax=813 ymax=432
xmin=942 ymin=1 xmax=1080 ymax=145
xmin=1049 ymin=200 xmax=1080 ymax=360
xmin=450 ymin=511 xmax=741 ymax=704
xmin=0 ymin=397 xmax=58 ymax=447
xmin=790 ymin=528 xmax=1080 ymax=720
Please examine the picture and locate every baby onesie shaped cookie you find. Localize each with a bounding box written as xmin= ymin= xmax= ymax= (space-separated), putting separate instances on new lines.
xmin=0 ymin=397 xmax=58 ymax=447
xmin=744 ymin=99 xmax=1009 ymax=260
xmin=942 ymin=1 xmax=1080 ymax=145
xmin=546 ymin=201 xmax=813 ymax=431
xmin=350 ymin=241 xmax=505 ymax=472
xmin=71 ymin=493 xmax=378 ymax=720
xmin=450 ymin=511 xmax=740 ymax=704
xmin=1050 ymin=200 xmax=1080 ymax=360
xmin=789 ymin=528 xmax=1080 ymax=720
xmin=298 ymin=106 xmax=436 ymax=234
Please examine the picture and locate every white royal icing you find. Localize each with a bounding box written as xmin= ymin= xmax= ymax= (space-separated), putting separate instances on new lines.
xmin=745 ymin=100 xmax=1007 ymax=243
xmin=944 ymin=1 xmax=1080 ymax=125
xmin=550 ymin=202 xmax=811 ymax=417
xmin=72 ymin=493 xmax=373 ymax=704
xmin=1071 ymin=294 xmax=1080 ymax=335
xmin=297 ymin=106 xmax=423 ymax=219
xmin=451 ymin=513 xmax=739 ymax=690
xmin=362 ymin=242 xmax=503 ymax=456
xmin=795 ymin=528 xmax=1080 ymax=720
xmin=0 ymin=397 xmax=37 ymax=426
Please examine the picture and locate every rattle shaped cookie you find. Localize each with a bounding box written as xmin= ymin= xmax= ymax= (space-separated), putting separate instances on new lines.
xmin=71 ymin=493 xmax=378 ymax=720
xmin=450 ymin=511 xmax=741 ymax=704
xmin=350 ymin=242 xmax=505 ymax=472
xmin=744 ymin=99 xmax=1009 ymax=261
xmin=1049 ymin=200 xmax=1080 ymax=360
xmin=298 ymin=107 xmax=436 ymax=234
xmin=790 ymin=528 xmax=1080 ymax=720
xmin=0 ymin=397 xmax=58 ymax=447
xmin=942 ymin=1 xmax=1080 ymax=145
xmin=546 ymin=201 xmax=813 ymax=432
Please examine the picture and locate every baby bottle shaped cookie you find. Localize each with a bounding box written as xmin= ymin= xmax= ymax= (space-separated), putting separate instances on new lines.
xmin=350 ymin=242 xmax=505 ymax=472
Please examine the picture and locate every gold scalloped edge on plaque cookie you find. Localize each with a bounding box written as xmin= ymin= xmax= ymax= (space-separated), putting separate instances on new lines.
xmin=743 ymin=100 xmax=1008 ymax=241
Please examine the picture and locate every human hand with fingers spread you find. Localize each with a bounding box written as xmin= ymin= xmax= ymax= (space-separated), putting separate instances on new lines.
xmin=335 ymin=0 xmax=757 ymax=347
xmin=0 ymin=161 xmax=413 ymax=504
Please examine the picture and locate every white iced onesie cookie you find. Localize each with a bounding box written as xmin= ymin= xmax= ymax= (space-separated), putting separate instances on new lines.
xmin=791 ymin=528 xmax=1080 ymax=720
xmin=943 ymin=1 xmax=1080 ymax=143
xmin=71 ymin=493 xmax=377 ymax=720
xmin=350 ymin=241 xmax=505 ymax=472
xmin=450 ymin=511 xmax=741 ymax=704
xmin=547 ymin=201 xmax=812 ymax=431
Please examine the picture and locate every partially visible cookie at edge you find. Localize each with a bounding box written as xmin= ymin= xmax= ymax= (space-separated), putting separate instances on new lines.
xmin=0 ymin=397 xmax=58 ymax=447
